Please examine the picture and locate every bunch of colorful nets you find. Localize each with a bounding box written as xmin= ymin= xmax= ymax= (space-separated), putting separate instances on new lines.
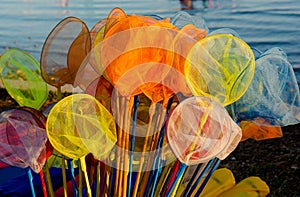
xmin=0 ymin=7 xmax=299 ymax=197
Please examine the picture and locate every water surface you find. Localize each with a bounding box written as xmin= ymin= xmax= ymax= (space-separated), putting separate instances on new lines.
xmin=1 ymin=0 xmax=299 ymax=80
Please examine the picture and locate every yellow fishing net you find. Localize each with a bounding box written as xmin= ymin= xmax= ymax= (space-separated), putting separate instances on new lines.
xmin=193 ymin=168 xmax=270 ymax=197
xmin=46 ymin=94 xmax=117 ymax=160
xmin=185 ymin=34 xmax=255 ymax=106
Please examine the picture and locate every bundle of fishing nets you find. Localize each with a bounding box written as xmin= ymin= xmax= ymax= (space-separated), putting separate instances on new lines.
xmin=1 ymin=7 xmax=299 ymax=197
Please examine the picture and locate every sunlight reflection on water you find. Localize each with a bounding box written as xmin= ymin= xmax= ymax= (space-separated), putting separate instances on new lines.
xmin=0 ymin=0 xmax=299 ymax=77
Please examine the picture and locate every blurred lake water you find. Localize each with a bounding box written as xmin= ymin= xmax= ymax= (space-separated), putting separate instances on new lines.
xmin=1 ymin=0 xmax=299 ymax=81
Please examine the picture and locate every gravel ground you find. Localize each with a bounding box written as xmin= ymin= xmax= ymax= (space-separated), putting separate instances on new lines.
xmin=220 ymin=123 xmax=300 ymax=196
xmin=0 ymin=88 xmax=299 ymax=196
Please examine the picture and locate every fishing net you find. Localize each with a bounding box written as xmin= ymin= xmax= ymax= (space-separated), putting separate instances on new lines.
xmin=0 ymin=108 xmax=47 ymax=173
xmin=0 ymin=48 xmax=48 ymax=109
xmin=185 ymin=34 xmax=255 ymax=106
xmin=40 ymin=17 xmax=91 ymax=87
